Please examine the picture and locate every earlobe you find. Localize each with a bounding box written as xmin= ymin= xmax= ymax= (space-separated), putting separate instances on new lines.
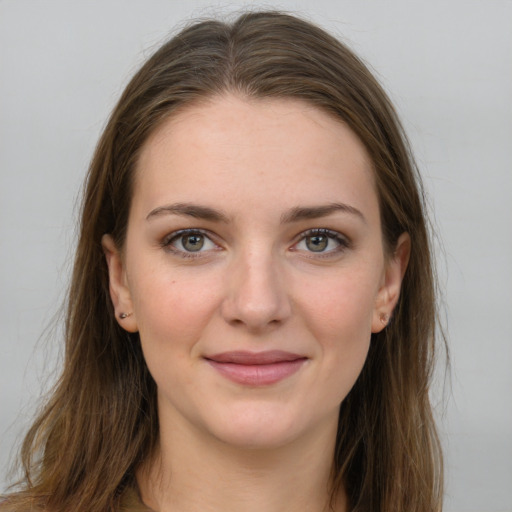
xmin=371 ymin=233 xmax=411 ymax=333
xmin=101 ymin=234 xmax=138 ymax=333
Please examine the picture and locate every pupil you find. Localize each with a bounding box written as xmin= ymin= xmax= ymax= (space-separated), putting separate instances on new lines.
xmin=306 ymin=235 xmax=327 ymax=252
xmin=183 ymin=234 xmax=204 ymax=252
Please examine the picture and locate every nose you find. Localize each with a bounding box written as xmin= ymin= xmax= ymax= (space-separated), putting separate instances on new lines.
xmin=220 ymin=248 xmax=292 ymax=332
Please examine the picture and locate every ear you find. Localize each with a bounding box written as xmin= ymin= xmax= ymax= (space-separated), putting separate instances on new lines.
xmin=101 ymin=234 xmax=138 ymax=333
xmin=371 ymin=232 xmax=411 ymax=333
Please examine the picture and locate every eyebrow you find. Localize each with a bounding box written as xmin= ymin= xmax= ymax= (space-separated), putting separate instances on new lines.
xmin=146 ymin=201 xmax=365 ymax=224
xmin=146 ymin=203 xmax=230 ymax=222
xmin=280 ymin=202 xmax=366 ymax=224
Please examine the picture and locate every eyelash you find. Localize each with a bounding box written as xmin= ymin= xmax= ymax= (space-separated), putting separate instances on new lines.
xmin=161 ymin=228 xmax=220 ymax=259
xmin=160 ymin=228 xmax=350 ymax=259
xmin=292 ymin=228 xmax=351 ymax=258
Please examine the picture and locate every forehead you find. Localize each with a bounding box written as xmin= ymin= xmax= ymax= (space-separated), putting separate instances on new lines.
xmin=133 ymin=94 xmax=378 ymax=222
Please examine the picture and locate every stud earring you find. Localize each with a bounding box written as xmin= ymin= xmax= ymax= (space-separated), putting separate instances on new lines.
xmin=379 ymin=312 xmax=389 ymax=325
xmin=119 ymin=312 xmax=132 ymax=319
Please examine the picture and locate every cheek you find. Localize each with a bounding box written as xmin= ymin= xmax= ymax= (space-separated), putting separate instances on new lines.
xmin=130 ymin=264 xmax=222 ymax=352
xmin=130 ymin=268 xmax=224 ymax=397
xmin=294 ymin=269 xmax=378 ymax=387
xmin=298 ymin=268 xmax=378 ymax=339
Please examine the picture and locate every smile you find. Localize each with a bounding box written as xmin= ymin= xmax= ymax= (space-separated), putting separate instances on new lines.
xmin=204 ymin=350 xmax=308 ymax=386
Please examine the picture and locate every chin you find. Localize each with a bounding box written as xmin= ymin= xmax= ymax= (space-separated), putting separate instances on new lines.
xmin=211 ymin=423 xmax=301 ymax=451
xmin=203 ymin=400 xmax=334 ymax=451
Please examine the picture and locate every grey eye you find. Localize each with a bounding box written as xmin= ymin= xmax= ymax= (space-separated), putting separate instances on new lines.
xmin=305 ymin=235 xmax=328 ymax=252
xmin=181 ymin=234 xmax=205 ymax=252
xmin=164 ymin=229 xmax=218 ymax=255
xmin=294 ymin=229 xmax=348 ymax=255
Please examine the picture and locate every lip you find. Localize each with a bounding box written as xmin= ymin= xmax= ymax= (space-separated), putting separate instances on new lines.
xmin=204 ymin=350 xmax=308 ymax=386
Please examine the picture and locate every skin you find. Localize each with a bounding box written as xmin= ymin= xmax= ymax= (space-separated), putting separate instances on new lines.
xmin=103 ymin=95 xmax=409 ymax=512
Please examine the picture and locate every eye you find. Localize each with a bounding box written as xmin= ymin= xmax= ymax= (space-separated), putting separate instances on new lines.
xmin=293 ymin=229 xmax=349 ymax=255
xmin=163 ymin=229 xmax=219 ymax=256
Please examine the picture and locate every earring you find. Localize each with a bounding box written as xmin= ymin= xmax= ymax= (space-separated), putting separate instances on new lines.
xmin=119 ymin=312 xmax=132 ymax=319
xmin=379 ymin=312 xmax=389 ymax=325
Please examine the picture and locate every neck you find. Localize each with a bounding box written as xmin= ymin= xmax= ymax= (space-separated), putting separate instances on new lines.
xmin=137 ymin=403 xmax=346 ymax=512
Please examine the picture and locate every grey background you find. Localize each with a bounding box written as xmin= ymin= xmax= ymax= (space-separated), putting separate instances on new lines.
xmin=1 ymin=1 xmax=511 ymax=511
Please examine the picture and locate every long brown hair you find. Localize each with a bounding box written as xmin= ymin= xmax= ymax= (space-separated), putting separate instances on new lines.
xmin=3 ymin=11 xmax=445 ymax=512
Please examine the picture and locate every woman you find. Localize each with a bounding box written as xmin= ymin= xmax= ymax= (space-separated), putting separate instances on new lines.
xmin=1 ymin=11 xmax=444 ymax=512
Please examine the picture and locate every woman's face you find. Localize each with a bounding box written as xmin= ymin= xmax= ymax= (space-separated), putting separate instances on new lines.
xmin=104 ymin=95 xmax=407 ymax=449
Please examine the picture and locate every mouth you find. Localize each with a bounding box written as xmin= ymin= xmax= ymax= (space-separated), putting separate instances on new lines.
xmin=204 ymin=350 xmax=308 ymax=386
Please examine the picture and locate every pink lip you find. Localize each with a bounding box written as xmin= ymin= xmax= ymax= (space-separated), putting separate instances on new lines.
xmin=205 ymin=350 xmax=307 ymax=386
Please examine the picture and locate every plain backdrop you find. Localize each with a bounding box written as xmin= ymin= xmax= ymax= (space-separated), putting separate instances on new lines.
xmin=1 ymin=1 xmax=511 ymax=511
